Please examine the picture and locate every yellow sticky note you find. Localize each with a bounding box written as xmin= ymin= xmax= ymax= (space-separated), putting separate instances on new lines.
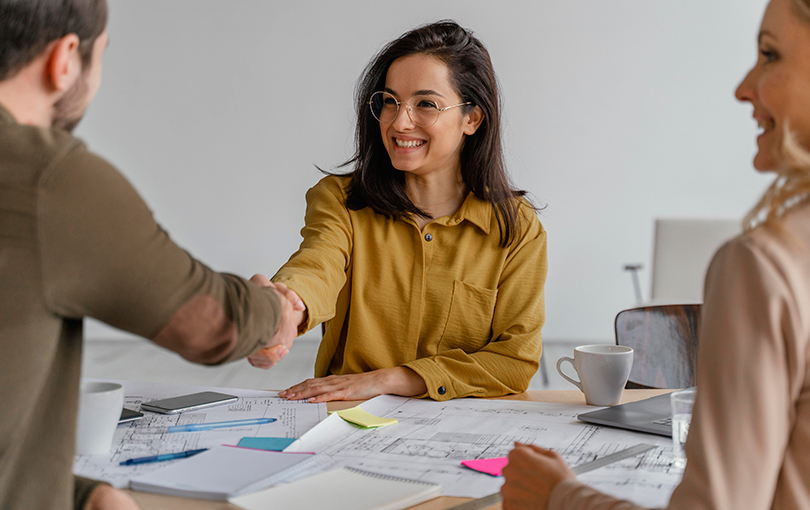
xmin=335 ymin=407 xmax=398 ymax=428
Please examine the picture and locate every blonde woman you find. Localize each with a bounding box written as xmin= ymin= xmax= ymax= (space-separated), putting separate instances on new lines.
xmin=501 ymin=0 xmax=810 ymax=508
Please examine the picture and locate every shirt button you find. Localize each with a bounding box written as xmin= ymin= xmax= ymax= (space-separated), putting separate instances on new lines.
xmin=437 ymin=386 xmax=446 ymax=395
xmin=425 ymin=233 xmax=433 ymax=242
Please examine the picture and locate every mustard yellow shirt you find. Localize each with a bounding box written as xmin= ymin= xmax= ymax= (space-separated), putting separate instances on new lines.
xmin=273 ymin=175 xmax=547 ymax=400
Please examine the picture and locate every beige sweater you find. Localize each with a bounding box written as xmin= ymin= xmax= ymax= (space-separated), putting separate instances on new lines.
xmin=551 ymin=202 xmax=810 ymax=510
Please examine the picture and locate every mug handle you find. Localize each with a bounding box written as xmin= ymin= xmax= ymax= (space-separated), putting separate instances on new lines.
xmin=556 ymin=357 xmax=583 ymax=391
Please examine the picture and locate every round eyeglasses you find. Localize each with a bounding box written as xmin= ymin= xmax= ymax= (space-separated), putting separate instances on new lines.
xmin=368 ymin=91 xmax=472 ymax=128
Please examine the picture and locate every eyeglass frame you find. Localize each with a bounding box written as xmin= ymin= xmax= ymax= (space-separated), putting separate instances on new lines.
xmin=368 ymin=91 xmax=472 ymax=128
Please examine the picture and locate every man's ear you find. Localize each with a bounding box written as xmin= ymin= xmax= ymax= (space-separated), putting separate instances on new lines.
xmin=46 ymin=34 xmax=82 ymax=93
xmin=462 ymin=105 xmax=484 ymax=136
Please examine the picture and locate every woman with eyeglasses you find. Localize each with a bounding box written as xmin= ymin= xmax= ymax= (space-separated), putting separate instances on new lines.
xmin=501 ymin=0 xmax=810 ymax=508
xmin=249 ymin=20 xmax=547 ymax=403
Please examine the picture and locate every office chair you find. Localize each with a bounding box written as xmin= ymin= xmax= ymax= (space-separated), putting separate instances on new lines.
xmin=624 ymin=218 xmax=740 ymax=304
xmin=615 ymin=304 xmax=700 ymax=389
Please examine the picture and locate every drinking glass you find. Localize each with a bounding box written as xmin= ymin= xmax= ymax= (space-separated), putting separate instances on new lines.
xmin=670 ymin=388 xmax=696 ymax=468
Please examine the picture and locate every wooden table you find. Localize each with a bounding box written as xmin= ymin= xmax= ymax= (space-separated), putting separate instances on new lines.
xmin=127 ymin=389 xmax=672 ymax=510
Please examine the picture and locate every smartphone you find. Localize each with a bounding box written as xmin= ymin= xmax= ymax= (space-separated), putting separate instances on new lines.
xmin=119 ymin=408 xmax=144 ymax=424
xmin=140 ymin=391 xmax=239 ymax=414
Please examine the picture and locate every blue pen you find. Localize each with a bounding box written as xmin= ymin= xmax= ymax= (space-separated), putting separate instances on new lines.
xmin=119 ymin=448 xmax=209 ymax=465
xmin=167 ymin=417 xmax=276 ymax=433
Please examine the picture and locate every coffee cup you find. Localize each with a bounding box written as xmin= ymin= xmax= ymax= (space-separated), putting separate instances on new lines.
xmin=556 ymin=345 xmax=633 ymax=406
xmin=75 ymin=381 xmax=124 ymax=456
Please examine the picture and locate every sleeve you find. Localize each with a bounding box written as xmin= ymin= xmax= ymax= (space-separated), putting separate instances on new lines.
xmin=38 ymin=145 xmax=281 ymax=363
xmin=547 ymin=236 xmax=797 ymax=510
xmin=271 ymin=177 xmax=353 ymax=332
xmin=404 ymin=211 xmax=547 ymax=400
xmin=73 ymin=476 xmax=104 ymax=510
xmin=665 ymin=236 xmax=796 ymax=510
xmin=549 ymin=479 xmax=649 ymax=510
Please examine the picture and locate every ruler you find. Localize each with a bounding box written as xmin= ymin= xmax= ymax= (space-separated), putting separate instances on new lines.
xmin=446 ymin=443 xmax=656 ymax=510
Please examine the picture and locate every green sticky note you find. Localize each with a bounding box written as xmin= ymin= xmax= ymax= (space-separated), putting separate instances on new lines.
xmin=237 ymin=437 xmax=297 ymax=451
xmin=335 ymin=407 xmax=398 ymax=428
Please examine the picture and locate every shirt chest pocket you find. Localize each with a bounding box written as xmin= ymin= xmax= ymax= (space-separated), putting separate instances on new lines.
xmin=438 ymin=280 xmax=498 ymax=353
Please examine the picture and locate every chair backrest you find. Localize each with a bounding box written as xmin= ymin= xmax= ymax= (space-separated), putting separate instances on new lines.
xmin=615 ymin=304 xmax=701 ymax=389
xmin=651 ymin=219 xmax=739 ymax=302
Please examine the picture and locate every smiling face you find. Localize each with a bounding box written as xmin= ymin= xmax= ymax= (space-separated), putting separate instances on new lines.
xmin=379 ymin=53 xmax=480 ymax=179
xmin=735 ymin=0 xmax=810 ymax=171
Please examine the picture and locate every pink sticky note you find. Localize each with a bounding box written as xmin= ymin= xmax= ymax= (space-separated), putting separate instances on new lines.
xmin=461 ymin=457 xmax=509 ymax=477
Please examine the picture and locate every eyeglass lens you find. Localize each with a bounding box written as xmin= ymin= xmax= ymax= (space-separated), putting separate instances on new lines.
xmin=369 ymin=91 xmax=441 ymax=127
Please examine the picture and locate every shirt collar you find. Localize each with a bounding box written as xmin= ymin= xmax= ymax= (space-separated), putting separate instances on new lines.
xmin=436 ymin=191 xmax=492 ymax=234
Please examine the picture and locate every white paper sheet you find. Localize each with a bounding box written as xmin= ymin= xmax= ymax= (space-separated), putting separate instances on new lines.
xmin=73 ymin=380 xmax=327 ymax=488
xmin=288 ymin=395 xmax=683 ymax=507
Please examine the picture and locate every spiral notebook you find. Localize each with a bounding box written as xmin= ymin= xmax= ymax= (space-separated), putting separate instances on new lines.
xmin=129 ymin=445 xmax=316 ymax=500
xmin=229 ymin=466 xmax=442 ymax=510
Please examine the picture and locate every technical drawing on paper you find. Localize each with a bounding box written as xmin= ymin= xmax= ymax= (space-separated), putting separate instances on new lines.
xmin=290 ymin=395 xmax=683 ymax=507
xmin=73 ymin=381 xmax=327 ymax=488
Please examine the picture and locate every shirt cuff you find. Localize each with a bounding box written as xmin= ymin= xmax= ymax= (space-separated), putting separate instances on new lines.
xmin=402 ymin=357 xmax=452 ymax=400
xmin=549 ymin=478 xmax=647 ymax=510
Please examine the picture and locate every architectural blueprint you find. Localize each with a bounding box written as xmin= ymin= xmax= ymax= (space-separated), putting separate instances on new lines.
xmin=289 ymin=395 xmax=683 ymax=507
xmin=73 ymin=380 xmax=327 ymax=488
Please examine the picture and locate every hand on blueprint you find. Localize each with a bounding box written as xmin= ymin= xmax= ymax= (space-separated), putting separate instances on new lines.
xmin=278 ymin=367 xmax=427 ymax=402
xmin=247 ymin=275 xmax=306 ymax=369
xmin=501 ymin=442 xmax=576 ymax=510
xmin=84 ymin=485 xmax=140 ymax=510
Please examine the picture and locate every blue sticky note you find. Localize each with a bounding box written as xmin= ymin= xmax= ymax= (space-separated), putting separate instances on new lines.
xmin=237 ymin=437 xmax=297 ymax=451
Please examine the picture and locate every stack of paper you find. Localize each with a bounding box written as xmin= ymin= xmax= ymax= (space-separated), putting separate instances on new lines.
xmin=230 ymin=467 xmax=441 ymax=510
xmin=129 ymin=446 xmax=315 ymax=500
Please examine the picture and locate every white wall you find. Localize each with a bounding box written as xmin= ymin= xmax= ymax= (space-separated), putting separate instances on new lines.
xmin=78 ymin=0 xmax=772 ymax=343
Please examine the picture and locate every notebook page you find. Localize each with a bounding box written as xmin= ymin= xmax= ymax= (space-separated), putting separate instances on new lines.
xmin=129 ymin=445 xmax=314 ymax=500
xmin=230 ymin=467 xmax=441 ymax=510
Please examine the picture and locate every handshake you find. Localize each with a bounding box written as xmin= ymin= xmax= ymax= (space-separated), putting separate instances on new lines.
xmin=247 ymin=274 xmax=307 ymax=369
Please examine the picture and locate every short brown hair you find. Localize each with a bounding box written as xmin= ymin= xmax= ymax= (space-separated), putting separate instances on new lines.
xmin=0 ymin=0 xmax=108 ymax=81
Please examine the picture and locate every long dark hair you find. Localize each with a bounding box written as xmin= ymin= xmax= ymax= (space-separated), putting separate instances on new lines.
xmin=335 ymin=20 xmax=534 ymax=247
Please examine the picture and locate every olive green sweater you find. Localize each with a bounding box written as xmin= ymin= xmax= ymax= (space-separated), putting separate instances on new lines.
xmin=0 ymin=104 xmax=281 ymax=510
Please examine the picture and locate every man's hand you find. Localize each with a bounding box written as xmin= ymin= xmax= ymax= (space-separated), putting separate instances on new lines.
xmin=278 ymin=367 xmax=427 ymax=403
xmin=84 ymin=484 xmax=140 ymax=510
xmin=501 ymin=442 xmax=576 ymax=510
xmin=247 ymin=275 xmax=306 ymax=369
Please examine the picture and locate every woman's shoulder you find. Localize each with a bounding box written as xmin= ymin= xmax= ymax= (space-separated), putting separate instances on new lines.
xmin=312 ymin=174 xmax=351 ymax=194
xmin=306 ymin=174 xmax=352 ymax=204
xmin=714 ymin=202 xmax=810 ymax=290
xmin=513 ymin=197 xmax=546 ymax=240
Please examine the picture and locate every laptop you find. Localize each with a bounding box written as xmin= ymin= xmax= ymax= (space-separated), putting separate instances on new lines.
xmin=577 ymin=391 xmax=685 ymax=437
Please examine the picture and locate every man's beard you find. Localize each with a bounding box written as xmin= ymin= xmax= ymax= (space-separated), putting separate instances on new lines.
xmin=52 ymin=74 xmax=89 ymax=133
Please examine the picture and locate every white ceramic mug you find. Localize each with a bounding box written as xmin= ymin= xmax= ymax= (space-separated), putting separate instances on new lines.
xmin=556 ymin=345 xmax=634 ymax=406
xmin=75 ymin=381 xmax=124 ymax=456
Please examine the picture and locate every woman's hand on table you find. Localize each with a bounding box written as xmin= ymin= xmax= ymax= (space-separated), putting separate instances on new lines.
xmin=501 ymin=442 xmax=576 ymax=510
xmin=278 ymin=367 xmax=428 ymax=402
xmin=247 ymin=275 xmax=307 ymax=369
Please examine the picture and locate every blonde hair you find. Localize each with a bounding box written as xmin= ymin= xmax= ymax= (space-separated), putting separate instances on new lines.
xmin=794 ymin=0 xmax=810 ymax=21
xmin=744 ymin=128 xmax=810 ymax=231
xmin=743 ymin=0 xmax=810 ymax=231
